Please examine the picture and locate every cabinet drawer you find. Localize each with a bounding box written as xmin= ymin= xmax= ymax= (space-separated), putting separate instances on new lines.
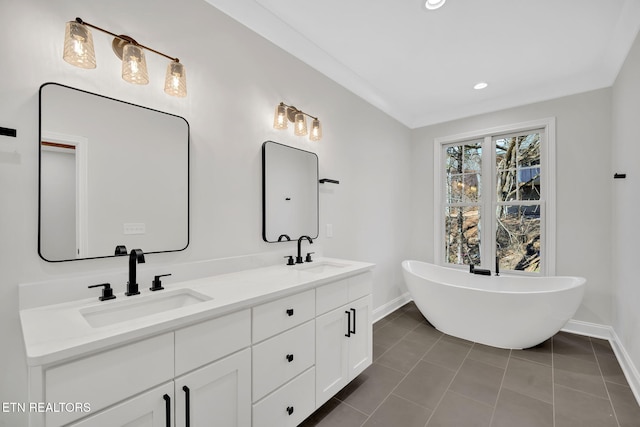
xmin=175 ymin=309 xmax=250 ymax=375
xmin=252 ymin=289 xmax=315 ymax=342
xmin=252 ymin=320 xmax=315 ymax=401
xmin=45 ymin=333 xmax=173 ymax=426
xmin=316 ymin=278 xmax=349 ymax=315
xmin=348 ymin=272 xmax=372 ymax=302
xmin=252 ymin=368 xmax=315 ymax=427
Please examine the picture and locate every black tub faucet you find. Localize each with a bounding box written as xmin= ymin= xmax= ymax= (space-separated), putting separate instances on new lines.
xmin=296 ymin=236 xmax=313 ymax=264
xmin=126 ymin=249 xmax=145 ymax=296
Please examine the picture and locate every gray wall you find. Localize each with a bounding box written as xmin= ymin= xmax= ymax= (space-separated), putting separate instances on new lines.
xmin=612 ymin=29 xmax=640 ymax=382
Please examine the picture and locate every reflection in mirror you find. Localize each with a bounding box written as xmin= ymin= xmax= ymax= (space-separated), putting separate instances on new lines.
xmin=262 ymin=141 xmax=318 ymax=242
xmin=39 ymin=82 xmax=189 ymax=262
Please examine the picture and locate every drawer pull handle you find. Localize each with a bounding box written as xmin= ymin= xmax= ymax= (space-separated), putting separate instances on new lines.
xmin=286 ymin=406 xmax=294 ymax=416
xmin=345 ymin=310 xmax=351 ymax=337
xmin=286 ymin=308 xmax=294 ymax=316
xmin=163 ymin=394 xmax=171 ymax=427
xmin=183 ymin=386 xmax=191 ymax=427
xmin=286 ymin=354 xmax=294 ymax=362
xmin=351 ymin=308 xmax=357 ymax=334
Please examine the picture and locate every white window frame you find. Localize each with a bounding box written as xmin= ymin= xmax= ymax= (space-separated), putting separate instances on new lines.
xmin=433 ymin=118 xmax=556 ymax=276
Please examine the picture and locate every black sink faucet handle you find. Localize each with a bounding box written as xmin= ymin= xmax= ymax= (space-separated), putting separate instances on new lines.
xmin=150 ymin=274 xmax=172 ymax=291
xmin=88 ymin=283 xmax=116 ymax=301
xmin=305 ymin=252 xmax=315 ymax=263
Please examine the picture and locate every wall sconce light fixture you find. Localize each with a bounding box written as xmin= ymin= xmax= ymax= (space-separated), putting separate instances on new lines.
xmin=273 ymin=102 xmax=322 ymax=141
xmin=63 ymin=17 xmax=187 ymax=98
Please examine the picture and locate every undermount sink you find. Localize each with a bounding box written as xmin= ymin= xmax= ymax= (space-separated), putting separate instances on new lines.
xmin=81 ymin=288 xmax=212 ymax=328
xmin=294 ymin=261 xmax=350 ymax=274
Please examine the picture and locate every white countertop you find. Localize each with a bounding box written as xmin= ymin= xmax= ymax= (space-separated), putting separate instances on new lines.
xmin=20 ymin=257 xmax=374 ymax=366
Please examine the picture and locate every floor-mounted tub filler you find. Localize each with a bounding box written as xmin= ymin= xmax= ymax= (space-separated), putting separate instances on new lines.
xmin=401 ymin=260 xmax=586 ymax=349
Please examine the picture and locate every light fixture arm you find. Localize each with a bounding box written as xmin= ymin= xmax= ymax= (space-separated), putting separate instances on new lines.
xmin=278 ymin=102 xmax=318 ymax=121
xmin=74 ymin=17 xmax=180 ymax=63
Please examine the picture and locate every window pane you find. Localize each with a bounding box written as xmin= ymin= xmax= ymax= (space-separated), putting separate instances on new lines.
xmin=446 ymin=146 xmax=461 ymax=173
xmin=463 ymin=143 xmax=482 ymax=172
xmin=447 ymin=174 xmax=480 ymax=203
xmin=496 ymin=205 xmax=540 ymax=272
xmin=518 ymin=133 xmax=540 ymax=167
xmin=518 ymin=167 xmax=540 ymax=200
xmin=445 ymin=206 xmax=480 ymax=266
xmin=496 ymin=137 xmax=517 ymax=170
xmin=497 ymin=169 xmax=517 ymax=202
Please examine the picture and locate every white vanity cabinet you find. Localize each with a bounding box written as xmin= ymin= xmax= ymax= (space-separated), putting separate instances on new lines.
xmin=315 ymin=273 xmax=373 ymax=407
xmin=31 ymin=310 xmax=251 ymax=427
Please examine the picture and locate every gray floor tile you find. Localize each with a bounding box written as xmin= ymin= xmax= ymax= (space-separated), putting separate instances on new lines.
xmin=591 ymin=337 xmax=616 ymax=357
xmin=448 ymin=358 xmax=505 ymax=407
xmin=553 ymin=331 xmax=597 ymax=363
xmin=554 ymin=353 xmax=608 ymax=398
xmin=554 ymin=384 xmax=617 ymax=427
xmin=606 ymin=381 xmax=640 ymax=427
xmin=511 ymin=338 xmax=552 ymax=366
xmin=502 ymin=356 xmax=553 ymax=404
xmin=468 ymin=343 xmax=511 ymax=369
xmin=334 ymin=362 xmax=406 ymax=415
xmin=376 ymin=337 xmax=433 ymax=373
xmin=423 ymin=335 xmax=472 ymax=371
xmin=403 ymin=322 xmax=443 ymax=347
xmin=426 ymin=391 xmax=493 ymax=427
xmin=372 ymin=322 xmax=412 ymax=348
xmin=387 ymin=312 xmax=425 ymax=331
xmin=597 ymin=352 xmax=630 ymax=386
xmin=394 ymin=360 xmax=456 ymax=410
xmin=363 ymin=394 xmax=432 ymax=427
xmin=491 ymin=388 xmax=553 ymax=427
xmin=299 ymin=398 xmax=367 ymax=427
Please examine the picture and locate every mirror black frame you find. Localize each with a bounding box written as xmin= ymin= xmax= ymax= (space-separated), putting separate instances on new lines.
xmin=38 ymin=82 xmax=190 ymax=262
xmin=262 ymin=141 xmax=319 ymax=243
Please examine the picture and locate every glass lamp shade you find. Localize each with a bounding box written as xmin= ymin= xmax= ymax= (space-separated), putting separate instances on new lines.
xmin=63 ymin=21 xmax=96 ymax=69
xmin=121 ymin=43 xmax=149 ymax=85
xmin=273 ymin=104 xmax=288 ymax=130
xmin=309 ymin=118 xmax=322 ymax=141
xmin=164 ymin=61 xmax=187 ymax=97
xmin=294 ymin=112 xmax=308 ymax=136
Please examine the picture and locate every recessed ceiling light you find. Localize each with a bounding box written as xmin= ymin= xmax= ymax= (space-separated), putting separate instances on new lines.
xmin=473 ymin=82 xmax=488 ymax=90
xmin=425 ymin=0 xmax=446 ymax=10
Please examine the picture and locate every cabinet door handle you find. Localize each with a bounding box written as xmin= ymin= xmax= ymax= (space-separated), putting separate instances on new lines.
xmin=351 ymin=308 xmax=357 ymax=334
xmin=286 ymin=308 xmax=294 ymax=316
xmin=345 ymin=310 xmax=351 ymax=337
xmin=163 ymin=394 xmax=171 ymax=427
xmin=286 ymin=406 xmax=294 ymax=415
xmin=286 ymin=353 xmax=294 ymax=362
xmin=183 ymin=385 xmax=190 ymax=427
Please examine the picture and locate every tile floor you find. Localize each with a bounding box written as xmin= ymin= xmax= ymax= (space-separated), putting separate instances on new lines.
xmin=300 ymin=302 xmax=640 ymax=427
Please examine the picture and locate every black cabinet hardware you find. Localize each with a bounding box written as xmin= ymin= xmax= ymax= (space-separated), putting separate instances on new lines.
xmin=150 ymin=273 xmax=171 ymax=291
xmin=162 ymin=394 xmax=171 ymax=427
xmin=614 ymin=173 xmax=626 ymax=179
xmin=350 ymin=308 xmax=357 ymax=335
xmin=345 ymin=310 xmax=351 ymax=337
xmin=88 ymin=283 xmax=116 ymax=301
xmin=319 ymin=178 xmax=339 ymax=184
xmin=183 ymin=386 xmax=190 ymax=427
xmin=0 ymin=127 xmax=17 ymax=137
xmin=286 ymin=406 xmax=294 ymax=415
xmin=286 ymin=308 xmax=294 ymax=316
xmin=286 ymin=354 xmax=294 ymax=362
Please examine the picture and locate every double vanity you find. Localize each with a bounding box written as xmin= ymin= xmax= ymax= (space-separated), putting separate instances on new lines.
xmin=20 ymin=257 xmax=374 ymax=427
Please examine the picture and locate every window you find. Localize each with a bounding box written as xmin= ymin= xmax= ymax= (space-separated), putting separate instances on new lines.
xmin=435 ymin=119 xmax=555 ymax=275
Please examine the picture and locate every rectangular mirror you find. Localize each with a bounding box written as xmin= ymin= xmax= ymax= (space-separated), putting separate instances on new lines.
xmin=39 ymin=82 xmax=189 ymax=262
xmin=262 ymin=141 xmax=318 ymax=242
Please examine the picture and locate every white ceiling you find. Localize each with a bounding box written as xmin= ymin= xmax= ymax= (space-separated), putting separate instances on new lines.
xmin=204 ymin=0 xmax=640 ymax=128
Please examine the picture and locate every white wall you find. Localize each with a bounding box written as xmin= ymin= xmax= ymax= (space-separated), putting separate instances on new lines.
xmin=409 ymin=88 xmax=613 ymax=325
xmin=612 ymin=29 xmax=640 ymax=383
xmin=0 ymin=1 xmax=411 ymax=425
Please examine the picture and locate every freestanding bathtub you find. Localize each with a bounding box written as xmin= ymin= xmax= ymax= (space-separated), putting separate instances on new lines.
xmin=401 ymin=260 xmax=586 ymax=349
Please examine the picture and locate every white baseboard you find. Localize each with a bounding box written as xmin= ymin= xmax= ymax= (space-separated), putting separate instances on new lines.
xmin=562 ymin=319 xmax=640 ymax=406
xmin=373 ymin=292 xmax=412 ymax=324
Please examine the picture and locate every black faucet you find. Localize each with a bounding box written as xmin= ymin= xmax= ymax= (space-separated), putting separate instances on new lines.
xmin=296 ymin=236 xmax=313 ymax=264
xmin=126 ymin=249 xmax=145 ymax=296
xmin=278 ymin=234 xmax=291 ymax=242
